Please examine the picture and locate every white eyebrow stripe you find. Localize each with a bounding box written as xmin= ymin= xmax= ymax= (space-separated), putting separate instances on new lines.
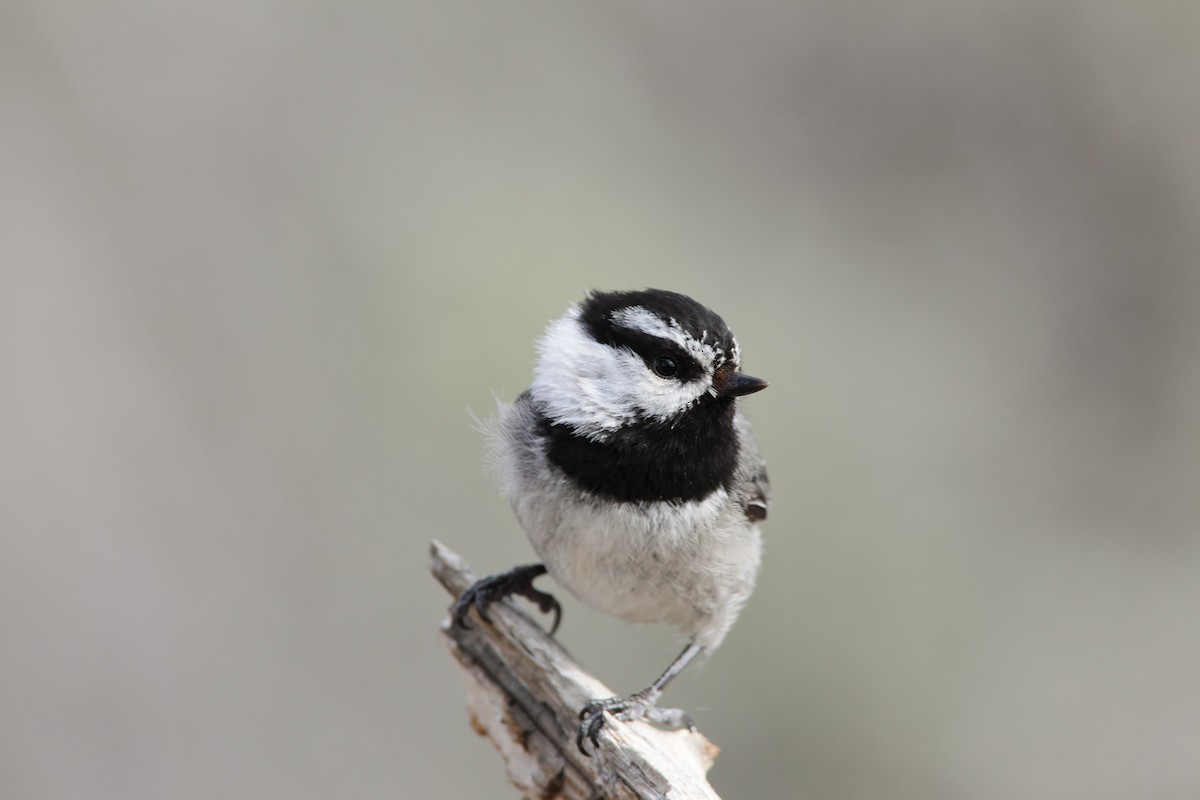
xmin=609 ymin=306 xmax=725 ymax=370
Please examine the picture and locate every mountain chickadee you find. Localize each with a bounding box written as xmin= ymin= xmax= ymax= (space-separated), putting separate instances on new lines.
xmin=451 ymin=288 xmax=770 ymax=753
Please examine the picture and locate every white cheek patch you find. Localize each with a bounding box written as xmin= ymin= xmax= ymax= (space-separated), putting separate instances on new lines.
xmin=530 ymin=306 xmax=712 ymax=439
xmin=617 ymin=348 xmax=713 ymax=421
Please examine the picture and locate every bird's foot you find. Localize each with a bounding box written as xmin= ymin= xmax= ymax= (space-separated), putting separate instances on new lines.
xmin=576 ymin=690 xmax=696 ymax=754
xmin=450 ymin=563 xmax=562 ymax=635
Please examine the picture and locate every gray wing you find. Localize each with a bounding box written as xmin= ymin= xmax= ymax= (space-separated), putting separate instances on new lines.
xmin=744 ymin=463 xmax=770 ymax=522
xmin=735 ymin=413 xmax=771 ymax=522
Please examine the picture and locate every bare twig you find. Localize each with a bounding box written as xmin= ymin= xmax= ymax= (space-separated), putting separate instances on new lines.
xmin=430 ymin=540 xmax=722 ymax=799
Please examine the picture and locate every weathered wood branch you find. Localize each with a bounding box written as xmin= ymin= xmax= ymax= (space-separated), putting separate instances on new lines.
xmin=430 ymin=540 xmax=722 ymax=799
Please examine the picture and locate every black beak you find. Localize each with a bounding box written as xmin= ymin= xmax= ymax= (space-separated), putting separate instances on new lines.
xmin=716 ymin=370 xmax=769 ymax=398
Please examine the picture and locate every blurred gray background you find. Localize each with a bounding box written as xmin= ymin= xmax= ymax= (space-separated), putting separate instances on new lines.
xmin=3 ymin=2 xmax=1199 ymax=798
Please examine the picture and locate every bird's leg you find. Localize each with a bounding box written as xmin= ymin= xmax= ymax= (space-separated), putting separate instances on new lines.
xmin=577 ymin=642 xmax=704 ymax=754
xmin=450 ymin=563 xmax=562 ymax=635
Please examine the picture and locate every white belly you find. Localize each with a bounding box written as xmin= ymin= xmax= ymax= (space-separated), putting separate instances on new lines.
xmin=512 ymin=482 xmax=761 ymax=646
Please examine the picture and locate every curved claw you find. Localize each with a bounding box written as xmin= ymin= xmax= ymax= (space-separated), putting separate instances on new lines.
xmin=448 ymin=564 xmax=562 ymax=635
xmin=575 ymin=691 xmax=697 ymax=755
xmin=449 ymin=586 xmax=481 ymax=630
xmin=576 ymin=703 xmax=608 ymax=754
xmin=471 ymin=586 xmax=495 ymax=624
xmin=647 ymin=706 xmax=696 ymax=733
xmin=535 ymin=592 xmax=562 ymax=636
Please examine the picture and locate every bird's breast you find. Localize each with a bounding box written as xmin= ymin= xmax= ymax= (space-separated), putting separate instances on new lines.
xmin=515 ymin=484 xmax=761 ymax=634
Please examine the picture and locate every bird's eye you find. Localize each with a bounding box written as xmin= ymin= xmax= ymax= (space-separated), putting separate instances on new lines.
xmin=652 ymin=356 xmax=679 ymax=378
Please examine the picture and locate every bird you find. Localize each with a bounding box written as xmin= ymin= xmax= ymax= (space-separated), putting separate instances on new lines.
xmin=451 ymin=288 xmax=770 ymax=753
